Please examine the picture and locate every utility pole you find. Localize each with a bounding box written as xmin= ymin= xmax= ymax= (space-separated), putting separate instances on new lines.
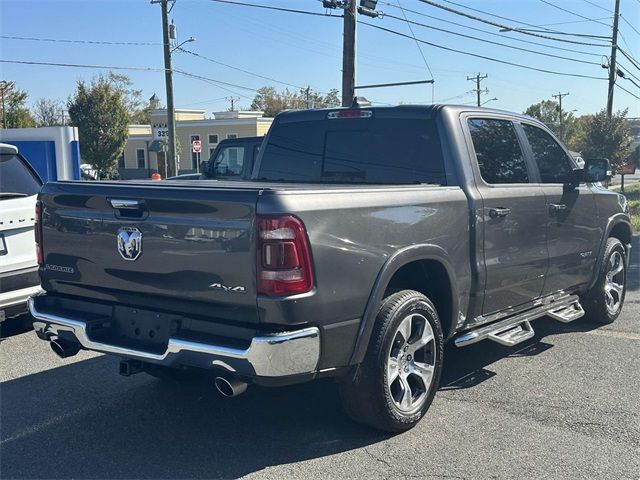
xmin=467 ymin=73 xmax=488 ymax=107
xmin=0 ymin=80 xmax=15 ymax=129
xmin=552 ymin=92 xmax=570 ymax=141
xmin=152 ymin=0 xmax=177 ymax=176
xmin=607 ymin=0 xmax=620 ymax=118
xmin=226 ymin=96 xmax=239 ymax=112
xmin=341 ymin=0 xmax=357 ymax=106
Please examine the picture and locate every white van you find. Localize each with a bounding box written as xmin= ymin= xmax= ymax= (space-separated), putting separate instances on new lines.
xmin=0 ymin=143 xmax=42 ymax=323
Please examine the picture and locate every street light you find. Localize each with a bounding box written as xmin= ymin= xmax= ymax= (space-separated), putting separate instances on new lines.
xmin=171 ymin=36 xmax=195 ymax=53
xmin=482 ymin=97 xmax=498 ymax=106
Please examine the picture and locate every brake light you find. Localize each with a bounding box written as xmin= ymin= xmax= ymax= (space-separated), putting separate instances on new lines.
xmin=257 ymin=215 xmax=314 ymax=296
xmin=327 ymin=109 xmax=373 ymax=119
xmin=35 ymin=200 xmax=43 ymax=266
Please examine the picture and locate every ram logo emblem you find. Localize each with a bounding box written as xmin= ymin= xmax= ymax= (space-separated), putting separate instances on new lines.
xmin=117 ymin=227 xmax=142 ymax=261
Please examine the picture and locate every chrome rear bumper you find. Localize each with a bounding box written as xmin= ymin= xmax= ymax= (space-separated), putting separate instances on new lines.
xmin=29 ymin=296 xmax=320 ymax=378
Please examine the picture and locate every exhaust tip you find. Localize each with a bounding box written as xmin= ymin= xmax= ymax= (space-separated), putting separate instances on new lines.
xmin=214 ymin=376 xmax=248 ymax=397
xmin=50 ymin=338 xmax=80 ymax=359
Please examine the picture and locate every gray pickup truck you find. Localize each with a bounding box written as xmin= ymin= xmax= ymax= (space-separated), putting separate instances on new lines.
xmin=30 ymin=105 xmax=632 ymax=432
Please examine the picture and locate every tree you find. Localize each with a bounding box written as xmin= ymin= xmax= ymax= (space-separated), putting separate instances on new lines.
xmin=574 ymin=109 xmax=631 ymax=171
xmin=250 ymin=86 xmax=340 ymax=117
xmin=33 ymin=98 xmax=64 ymax=127
xmin=0 ymin=81 xmax=36 ymax=128
xmin=67 ymin=74 xmax=130 ymax=179
xmin=107 ymin=72 xmax=151 ymax=124
xmin=524 ymin=99 xmax=580 ymax=146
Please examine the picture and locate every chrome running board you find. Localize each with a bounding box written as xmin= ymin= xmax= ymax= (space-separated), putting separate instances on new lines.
xmin=546 ymin=301 xmax=585 ymax=323
xmin=455 ymin=295 xmax=583 ymax=348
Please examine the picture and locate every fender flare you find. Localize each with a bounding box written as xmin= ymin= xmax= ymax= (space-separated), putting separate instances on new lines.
xmin=348 ymin=244 xmax=459 ymax=365
xmin=587 ymin=213 xmax=632 ymax=291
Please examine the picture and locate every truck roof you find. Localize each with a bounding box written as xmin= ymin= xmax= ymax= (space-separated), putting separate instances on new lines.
xmin=275 ymin=104 xmax=536 ymax=124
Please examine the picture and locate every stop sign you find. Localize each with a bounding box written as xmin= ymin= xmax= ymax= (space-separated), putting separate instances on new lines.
xmin=192 ymin=140 xmax=202 ymax=153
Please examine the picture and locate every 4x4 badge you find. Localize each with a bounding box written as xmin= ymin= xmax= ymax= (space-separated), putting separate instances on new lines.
xmin=117 ymin=227 xmax=142 ymax=261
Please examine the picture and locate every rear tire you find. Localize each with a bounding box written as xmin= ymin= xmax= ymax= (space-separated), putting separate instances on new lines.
xmin=581 ymin=237 xmax=627 ymax=324
xmin=339 ymin=290 xmax=444 ymax=432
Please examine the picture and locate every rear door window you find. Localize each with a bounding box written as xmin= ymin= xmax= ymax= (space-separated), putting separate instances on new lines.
xmin=0 ymin=153 xmax=42 ymax=198
xmin=258 ymin=118 xmax=446 ymax=185
xmin=522 ymin=124 xmax=574 ymax=183
xmin=468 ymin=118 xmax=529 ymax=184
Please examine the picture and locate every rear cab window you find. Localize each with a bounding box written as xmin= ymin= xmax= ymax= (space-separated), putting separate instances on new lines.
xmin=257 ymin=110 xmax=446 ymax=185
xmin=0 ymin=153 xmax=42 ymax=199
xmin=467 ymin=118 xmax=529 ymax=184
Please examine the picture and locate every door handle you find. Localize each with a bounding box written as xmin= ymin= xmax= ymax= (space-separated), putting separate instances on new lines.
xmin=549 ymin=203 xmax=567 ymax=215
xmin=489 ymin=207 xmax=511 ymax=219
xmin=109 ymin=198 xmax=144 ymax=210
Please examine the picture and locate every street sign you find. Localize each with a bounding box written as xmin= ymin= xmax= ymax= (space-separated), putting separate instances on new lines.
xmin=192 ymin=140 xmax=202 ymax=153
xmin=153 ymin=127 xmax=169 ymax=140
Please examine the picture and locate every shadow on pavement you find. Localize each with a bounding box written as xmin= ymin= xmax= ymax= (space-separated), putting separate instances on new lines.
xmin=0 ymin=313 xmax=608 ymax=479
xmin=1 ymin=246 xmax=637 ymax=479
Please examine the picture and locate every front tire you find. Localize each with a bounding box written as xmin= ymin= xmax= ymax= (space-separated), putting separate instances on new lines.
xmin=339 ymin=290 xmax=444 ymax=432
xmin=581 ymin=237 xmax=627 ymax=324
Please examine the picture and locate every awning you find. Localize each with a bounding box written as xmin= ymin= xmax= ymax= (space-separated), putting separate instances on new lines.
xmin=148 ymin=140 xmax=165 ymax=153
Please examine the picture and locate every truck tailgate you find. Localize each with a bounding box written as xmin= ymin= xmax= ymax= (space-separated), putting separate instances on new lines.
xmin=39 ymin=181 xmax=260 ymax=322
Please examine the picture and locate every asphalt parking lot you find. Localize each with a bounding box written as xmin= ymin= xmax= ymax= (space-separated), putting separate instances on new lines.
xmin=1 ymin=238 xmax=638 ymax=479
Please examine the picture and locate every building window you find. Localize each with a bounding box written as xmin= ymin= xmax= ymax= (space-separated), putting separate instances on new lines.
xmin=227 ymin=133 xmax=237 ymax=139
xmin=190 ymin=134 xmax=201 ymax=169
xmin=208 ymin=134 xmax=219 ymax=145
xmin=118 ymin=153 xmax=125 ymax=168
xmin=209 ymin=147 xmax=216 ymax=159
xmin=136 ymin=149 xmax=145 ymax=169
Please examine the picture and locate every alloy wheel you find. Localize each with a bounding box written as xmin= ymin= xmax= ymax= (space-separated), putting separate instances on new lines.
xmin=604 ymin=250 xmax=625 ymax=316
xmin=386 ymin=313 xmax=436 ymax=415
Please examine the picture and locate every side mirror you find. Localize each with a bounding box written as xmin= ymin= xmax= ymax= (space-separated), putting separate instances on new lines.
xmin=584 ymin=158 xmax=610 ymax=183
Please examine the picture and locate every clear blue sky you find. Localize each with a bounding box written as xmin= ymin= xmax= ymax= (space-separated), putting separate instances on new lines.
xmin=1 ymin=0 xmax=639 ymax=117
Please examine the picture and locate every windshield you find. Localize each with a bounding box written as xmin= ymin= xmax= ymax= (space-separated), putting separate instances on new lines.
xmin=257 ymin=117 xmax=446 ymax=185
xmin=0 ymin=153 xmax=42 ymax=197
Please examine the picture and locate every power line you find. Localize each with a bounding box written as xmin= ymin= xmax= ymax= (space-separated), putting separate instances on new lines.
xmin=381 ymin=11 xmax=602 ymax=66
xmin=538 ymin=0 xmax=612 ymax=28
xmin=360 ymin=22 xmax=608 ymax=80
xmin=617 ymin=83 xmax=640 ymax=101
xmin=619 ymin=63 xmax=640 ymax=83
xmin=176 ymin=47 xmax=307 ymax=90
xmin=395 ymin=0 xmax=435 ymax=81
xmin=619 ymin=14 xmax=640 ymax=37
xmin=0 ymin=58 xmax=165 ymax=72
xmin=0 ymin=34 xmax=160 ymax=46
xmin=581 ymin=0 xmax=611 ymax=13
xmin=440 ymin=0 xmax=608 ymax=37
xmin=173 ymin=69 xmax=257 ymax=93
xmin=416 ymin=0 xmax=611 ymax=46
xmin=619 ymin=47 xmax=640 ymax=72
xmin=538 ymin=17 xmax=612 ymax=27
xmin=207 ymin=0 xmax=341 ymax=17
xmin=379 ymin=1 xmax=602 ymax=58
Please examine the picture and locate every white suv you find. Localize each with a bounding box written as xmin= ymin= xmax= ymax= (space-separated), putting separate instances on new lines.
xmin=0 ymin=143 xmax=42 ymax=323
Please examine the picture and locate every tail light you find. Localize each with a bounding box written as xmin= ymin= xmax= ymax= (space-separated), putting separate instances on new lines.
xmin=257 ymin=215 xmax=314 ymax=296
xmin=35 ymin=200 xmax=44 ymax=266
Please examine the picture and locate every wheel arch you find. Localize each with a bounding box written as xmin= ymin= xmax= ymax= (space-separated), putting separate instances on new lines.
xmin=349 ymin=244 xmax=459 ymax=365
xmin=587 ymin=214 xmax=633 ymax=291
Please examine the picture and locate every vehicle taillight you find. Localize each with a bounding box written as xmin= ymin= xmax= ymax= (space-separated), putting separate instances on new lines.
xmin=257 ymin=215 xmax=314 ymax=296
xmin=35 ymin=200 xmax=44 ymax=266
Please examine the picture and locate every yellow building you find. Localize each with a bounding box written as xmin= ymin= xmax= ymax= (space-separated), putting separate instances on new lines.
xmin=119 ymin=108 xmax=273 ymax=179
